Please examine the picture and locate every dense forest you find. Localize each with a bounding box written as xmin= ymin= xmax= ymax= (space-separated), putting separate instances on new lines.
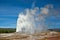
xmin=0 ymin=28 xmax=60 ymax=33
xmin=0 ymin=28 xmax=16 ymax=33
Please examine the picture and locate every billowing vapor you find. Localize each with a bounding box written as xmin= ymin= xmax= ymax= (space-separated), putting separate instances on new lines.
xmin=16 ymin=4 xmax=52 ymax=34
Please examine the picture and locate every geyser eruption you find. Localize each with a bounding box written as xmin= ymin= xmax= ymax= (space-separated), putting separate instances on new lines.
xmin=16 ymin=4 xmax=51 ymax=34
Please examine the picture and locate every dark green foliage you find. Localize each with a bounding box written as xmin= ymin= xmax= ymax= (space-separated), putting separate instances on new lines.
xmin=49 ymin=29 xmax=60 ymax=32
xmin=0 ymin=28 xmax=16 ymax=33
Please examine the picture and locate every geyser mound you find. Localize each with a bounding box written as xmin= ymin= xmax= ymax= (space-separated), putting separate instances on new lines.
xmin=16 ymin=5 xmax=50 ymax=34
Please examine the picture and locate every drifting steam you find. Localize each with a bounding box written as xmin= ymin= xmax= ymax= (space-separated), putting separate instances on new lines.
xmin=16 ymin=4 xmax=53 ymax=34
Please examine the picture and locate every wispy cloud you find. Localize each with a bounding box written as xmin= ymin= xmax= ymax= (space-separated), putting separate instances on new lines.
xmin=0 ymin=22 xmax=16 ymax=28
xmin=0 ymin=26 xmax=15 ymax=28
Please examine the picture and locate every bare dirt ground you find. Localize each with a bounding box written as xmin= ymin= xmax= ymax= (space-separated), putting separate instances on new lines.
xmin=0 ymin=31 xmax=60 ymax=40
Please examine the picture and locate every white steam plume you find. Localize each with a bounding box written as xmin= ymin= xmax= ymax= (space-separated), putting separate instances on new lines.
xmin=16 ymin=4 xmax=52 ymax=34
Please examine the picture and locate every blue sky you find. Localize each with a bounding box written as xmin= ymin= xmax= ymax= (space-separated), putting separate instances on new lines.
xmin=0 ymin=0 xmax=60 ymax=28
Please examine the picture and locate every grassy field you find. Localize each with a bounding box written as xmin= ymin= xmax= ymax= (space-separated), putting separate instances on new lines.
xmin=0 ymin=28 xmax=16 ymax=33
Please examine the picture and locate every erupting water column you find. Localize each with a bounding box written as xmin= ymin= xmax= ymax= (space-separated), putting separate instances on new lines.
xmin=16 ymin=6 xmax=49 ymax=34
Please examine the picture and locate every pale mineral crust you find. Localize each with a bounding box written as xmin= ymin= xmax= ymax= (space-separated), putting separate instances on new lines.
xmin=0 ymin=31 xmax=60 ymax=40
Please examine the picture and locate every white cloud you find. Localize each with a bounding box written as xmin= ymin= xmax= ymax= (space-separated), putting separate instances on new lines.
xmin=40 ymin=7 xmax=49 ymax=14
